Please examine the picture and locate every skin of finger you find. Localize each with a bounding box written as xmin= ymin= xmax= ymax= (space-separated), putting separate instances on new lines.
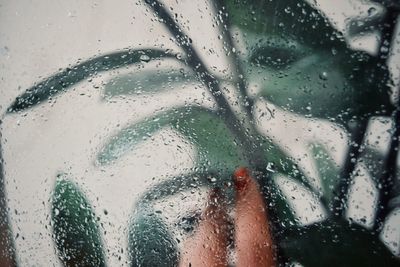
xmin=234 ymin=172 xmax=276 ymax=267
xmin=179 ymin=193 xmax=229 ymax=267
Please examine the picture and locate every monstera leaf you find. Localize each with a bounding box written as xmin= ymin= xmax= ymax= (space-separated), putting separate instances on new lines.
xmin=279 ymin=219 xmax=399 ymax=267
xmin=362 ymin=147 xmax=400 ymax=212
xmin=224 ymin=0 xmax=393 ymax=123
xmin=310 ymin=142 xmax=340 ymax=205
xmin=371 ymin=0 xmax=400 ymax=8
xmin=97 ymin=106 xmax=247 ymax=171
xmin=252 ymin=50 xmax=391 ymax=122
xmin=259 ymin=136 xmax=318 ymax=196
xmin=51 ymin=175 xmax=105 ymax=267
xmin=8 ymin=49 xmax=179 ymax=112
xmin=224 ymin=0 xmax=346 ymax=49
xmin=128 ymin=206 xmax=178 ymax=267
xmin=103 ymin=66 xmax=198 ymax=98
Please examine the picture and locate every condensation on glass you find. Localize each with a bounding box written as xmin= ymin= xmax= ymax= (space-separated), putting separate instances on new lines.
xmin=0 ymin=0 xmax=400 ymax=266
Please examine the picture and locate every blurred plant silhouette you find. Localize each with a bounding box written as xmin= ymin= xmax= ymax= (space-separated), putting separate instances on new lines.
xmin=1 ymin=0 xmax=400 ymax=266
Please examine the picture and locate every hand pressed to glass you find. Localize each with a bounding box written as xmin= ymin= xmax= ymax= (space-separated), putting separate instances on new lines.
xmin=179 ymin=168 xmax=276 ymax=267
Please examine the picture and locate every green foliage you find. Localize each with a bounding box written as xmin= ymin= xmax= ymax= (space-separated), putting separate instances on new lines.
xmin=128 ymin=206 xmax=178 ymax=267
xmin=251 ymin=50 xmax=392 ymax=122
xmin=97 ymin=106 xmax=247 ymax=171
xmin=103 ymin=67 xmax=196 ymax=98
xmin=7 ymin=0 xmax=398 ymax=266
xmin=268 ymin=177 xmax=298 ymax=226
xmin=226 ymin=0 xmax=393 ymax=123
xmin=51 ymin=176 xmax=105 ymax=267
xmin=261 ymin=139 xmax=316 ymax=194
xmin=362 ymin=147 xmax=400 ymax=212
xmin=8 ymin=49 xmax=177 ymax=112
xmin=223 ymin=0 xmax=345 ymax=48
xmin=279 ymin=219 xmax=399 ymax=266
xmin=310 ymin=143 xmax=340 ymax=204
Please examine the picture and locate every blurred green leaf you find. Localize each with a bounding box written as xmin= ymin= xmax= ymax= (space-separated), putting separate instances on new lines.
xmin=249 ymin=49 xmax=392 ymax=122
xmin=362 ymin=148 xmax=400 ymax=212
xmin=347 ymin=7 xmax=385 ymax=37
xmin=128 ymin=206 xmax=178 ymax=267
xmin=259 ymin=137 xmax=317 ymax=197
xmin=371 ymin=0 xmax=400 ymax=9
xmin=225 ymin=0 xmax=393 ymax=123
xmin=279 ymin=219 xmax=399 ymax=267
xmin=51 ymin=175 xmax=105 ymax=267
xmin=97 ymin=106 xmax=247 ymax=171
xmin=8 ymin=49 xmax=177 ymax=112
xmin=103 ymin=66 xmax=198 ymax=98
xmin=268 ymin=177 xmax=298 ymax=226
xmin=139 ymin=171 xmax=226 ymax=204
xmin=310 ymin=143 xmax=340 ymax=204
xmin=224 ymin=0 xmax=346 ymax=49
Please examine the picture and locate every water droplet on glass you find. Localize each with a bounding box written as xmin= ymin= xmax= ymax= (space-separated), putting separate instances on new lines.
xmin=140 ymin=54 xmax=151 ymax=63
xmin=319 ymin=71 xmax=328 ymax=81
xmin=368 ymin=7 xmax=377 ymax=17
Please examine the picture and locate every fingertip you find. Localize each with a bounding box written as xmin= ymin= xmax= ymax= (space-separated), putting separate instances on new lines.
xmin=233 ymin=167 xmax=251 ymax=192
xmin=234 ymin=167 xmax=250 ymax=179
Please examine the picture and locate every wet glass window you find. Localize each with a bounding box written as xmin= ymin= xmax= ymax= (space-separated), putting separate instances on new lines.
xmin=1 ymin=0 xmax=400 ymax=266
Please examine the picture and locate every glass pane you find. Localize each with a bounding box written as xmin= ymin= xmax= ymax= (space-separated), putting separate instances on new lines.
xmin=1 ymin=0 xmax=399 ymax=266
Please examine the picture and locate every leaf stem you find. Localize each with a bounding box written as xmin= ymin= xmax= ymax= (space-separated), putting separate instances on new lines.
xmin=211 ymin=0 xmax=254 ymax=119
xmin=143 ymin=0 xmax=262 ymax=165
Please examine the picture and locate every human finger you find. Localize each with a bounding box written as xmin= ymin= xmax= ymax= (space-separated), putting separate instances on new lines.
xmin=179 ymin=188 xmax=229 ymax=267
xmin=233 ymin=167 xmax=276 ymax=267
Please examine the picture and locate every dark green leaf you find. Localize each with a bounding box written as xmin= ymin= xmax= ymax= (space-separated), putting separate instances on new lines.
xmin=347 ymin=9 xmax=385 ymax=37
xmin=97 ymin=106 xmax=247 ymax=171
xmin=225 ymin=0 xmax=393 ymax=123
xmin=371 ymin=0 xmax=400 ymax=9
xmin=259 ymin=137 xmax=317 ymax=197
xmin=310 ymin=142 xmax=340 ymax=204
xmin=252 ymin=50 xmax=392 ymax=122
xmin=128 ymin=206 xmax=178 ymax=267
xmin=103 ymin=66 xmax=197 ymax=98
xmin=51 ymin=175 xmax=105 ymax=267
xmin=362 ymin=148 xmax=400 ymax=212
xmin=8 ymin=49 xmax=177 ymax=112
xmin=224 ymin=0 xmax=346 ymax=49
xmin=138 ymin=171 xmax=227 ymax=204
xmin=279 ymin=219 xmax=399 ymax=267
xmin=268 ymin=176 xmax=298 ymax=226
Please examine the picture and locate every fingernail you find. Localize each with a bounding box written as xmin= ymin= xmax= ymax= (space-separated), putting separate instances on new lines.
xmin=233 ymin=167 xmax=250 ymax=192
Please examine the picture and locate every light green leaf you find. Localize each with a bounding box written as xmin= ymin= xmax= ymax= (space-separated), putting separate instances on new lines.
xmin=103 ymin=66 xmax=198 ymax=98
xmin=128 ymin=206 xmax=178 ymax=267
xmin=97 ymin=106 xmax=247 ymax=171
xmin=310 ymin=143 xmax=340 ymax=204
xmin=51 ymin=175 xmax=105 ymax=267
xmin=8 ymin=49 xmax=177 ymax=112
